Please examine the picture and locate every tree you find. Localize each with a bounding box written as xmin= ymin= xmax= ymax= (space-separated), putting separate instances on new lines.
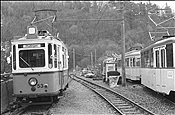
xmin=1 ymin=1 xmax=174 ymax=69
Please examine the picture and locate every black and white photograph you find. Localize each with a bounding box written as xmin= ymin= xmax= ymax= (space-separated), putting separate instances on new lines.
xmin=1 ymin=1 xmax=175 ymax=115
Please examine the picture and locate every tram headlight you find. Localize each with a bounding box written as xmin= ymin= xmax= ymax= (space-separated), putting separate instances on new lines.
xmin=28 ymin=78 xmax=38 ymax=86
xmin=27 ymin=26 xmax=37 ymax=35
xmin=28 ymin=27 xmax=36 ymax=34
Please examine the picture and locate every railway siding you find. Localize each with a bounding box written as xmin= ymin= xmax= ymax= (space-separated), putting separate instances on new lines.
xmin=74 ymin=76 xmax=155 ymax=115
xmin=76 ymin=74 xmax=175 ymax=115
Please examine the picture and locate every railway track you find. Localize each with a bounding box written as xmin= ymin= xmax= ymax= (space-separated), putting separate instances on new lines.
xmin=9 ymin=104 xmax=53 ymax=115
xmin=72 ymin=74 xmax=156 ymax=115
xmin=5 ymin=99 xmax=57 ymax=115
xmin=24 ymin=104 xmax=53 ymax=115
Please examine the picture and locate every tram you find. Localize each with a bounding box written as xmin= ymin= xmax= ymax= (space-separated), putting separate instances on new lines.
xmin=117 ymin=49 xmax=141 ymax=81
xmin=116 ymin=35 xmax=175 ymax=96
xmin=11 ymin=9 xmax=70 ymax=104
xmin=141 ymin=35 xmax=175 ymax=95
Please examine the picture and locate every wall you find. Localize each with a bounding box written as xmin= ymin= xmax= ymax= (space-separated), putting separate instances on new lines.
xmin=1 ymin=79 xmax=13 ymax=113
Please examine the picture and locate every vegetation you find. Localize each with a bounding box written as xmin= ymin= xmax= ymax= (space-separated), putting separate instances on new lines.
xmin=1 ymin=1 xmax=174 ymax=73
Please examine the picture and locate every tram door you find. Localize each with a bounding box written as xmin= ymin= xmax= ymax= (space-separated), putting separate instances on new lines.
xmin=160 ymin=47 xmax=166 ymax=93
xmin=154 ymin=46 xmax=166 ymax=92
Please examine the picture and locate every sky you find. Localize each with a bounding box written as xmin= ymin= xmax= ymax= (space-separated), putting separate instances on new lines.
xmin=133 ymin=1 xmax=175 ymax=12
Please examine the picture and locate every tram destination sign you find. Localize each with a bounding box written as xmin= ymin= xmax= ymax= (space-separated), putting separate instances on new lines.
xmin=18 ymin=43 xmax=45 ymax=48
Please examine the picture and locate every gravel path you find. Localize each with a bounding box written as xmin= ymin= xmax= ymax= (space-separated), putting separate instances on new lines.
xmin=50 ymin=79 xmax=117 ymax=115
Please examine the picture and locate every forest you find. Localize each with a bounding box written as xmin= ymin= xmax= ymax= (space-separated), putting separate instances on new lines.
xmin=1 ymin=1 xmax=174 ymax=73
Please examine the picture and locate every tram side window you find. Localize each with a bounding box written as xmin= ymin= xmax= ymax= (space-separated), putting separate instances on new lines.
xmin=161 ymin=49 xmax=165 ymax=68
xmin=133 ymin=57 xmax=135 ymax=67
xmin=144 ymin=51 xmax=149 ymax=67
xmin=166 ymin=43 xmax=173 ymax=68
xmin=130 ymin=58 xmax=133 ymax=67
xmin=54 ymin=44 xmax=57 ymax=68
xmin=13 ymin=45 xmax=16 ymax=70
xmin=62 ymin=47 xmax=66 ymax=68
xmin=141 ymin=52 xmax=145 ymax=68
xmin=48 ymin=44 xmax=53 ymax=68
xmin=63 ymin=50 xmax=67 ymax=68
xmin=136 ymin=58 xmax=140 ymax=67
xmin=65 ymin=49 xmax=67 ymax=68
xmin=62 ymin=55 xmax=65 ymax=68
xmin=150 ymin=49 xmax=154 ymax=68
xmin=126 ymin=58 xmax=129 ymax=67
xmin=57 ymin=46 xmax=60 ymax=69
xmin=155 ymin=50 xmax=160 ymax=68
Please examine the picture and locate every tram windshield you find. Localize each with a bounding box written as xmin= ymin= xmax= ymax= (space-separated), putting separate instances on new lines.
xmin=19 ymin=49 xmax=45 ymax=68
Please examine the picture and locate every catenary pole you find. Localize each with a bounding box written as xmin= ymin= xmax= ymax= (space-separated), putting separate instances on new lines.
xmin=91 ymin=52 xmax=93 ymax=69
xmin=95 ymin=49 xmax=97 ymax=68
xmin=73 ymin=48 xmax=75 ymax=71
xmin=121 ymin=1 xmax=126 ymax=86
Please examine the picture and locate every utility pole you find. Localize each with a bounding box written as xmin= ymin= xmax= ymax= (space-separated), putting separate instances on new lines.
xmin=73 ymin=48 xmax=75 ymax=71
xmin=91 ymin=52 xmax=93 ymax=69
xmin=95 ymin=49 xmax=97 ymax=68
xmin=121 ymin=1 xmax=126 ymax=86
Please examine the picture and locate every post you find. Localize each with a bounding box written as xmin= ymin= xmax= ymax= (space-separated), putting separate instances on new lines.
xmin=52 ymin=22 xmax=53 ymax=35
xmin=73 ymin=48 xmax=75 ymax=71
xmin=91 ymin=52 xmax=93 ymax=69
xmin=95 ymin=49 xmax=96 ymax=67
xmin=121 ymin=1 xmax=126 ymax=86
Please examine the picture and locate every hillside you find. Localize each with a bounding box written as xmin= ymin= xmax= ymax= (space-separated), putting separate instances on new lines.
xmin=1 ymin=1 xmax=174 ymax=72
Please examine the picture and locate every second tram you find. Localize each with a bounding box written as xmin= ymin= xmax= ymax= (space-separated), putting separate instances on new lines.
xmin=141 ymin=36 xmax=175 ymax=95
xmin=117 ymin=49 xmax=141 ymax=81
xmin=116 ymin=35 xmax=175 ymax=96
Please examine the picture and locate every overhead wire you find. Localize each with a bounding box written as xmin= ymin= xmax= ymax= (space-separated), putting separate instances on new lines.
xmin=93 ymin=4 xmax=108 ymax=28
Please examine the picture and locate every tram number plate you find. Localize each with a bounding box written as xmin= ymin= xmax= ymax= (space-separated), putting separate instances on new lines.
xmin=37 ymin=84 xmax=44 ymax=88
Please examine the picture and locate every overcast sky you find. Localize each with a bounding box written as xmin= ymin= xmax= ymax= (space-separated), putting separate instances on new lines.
xmin=2 ymin=1 xmax=175 ymax=12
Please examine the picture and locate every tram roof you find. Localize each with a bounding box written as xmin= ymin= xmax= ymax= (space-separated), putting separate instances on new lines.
xmin=11 ymin=37 xmax=67 ymax=49
xmin=12 ymin=35 xmax=64 ymax=43
xmin=141 ymin=36 xmax=175 ymax=52
xmin=125 ymin=50 xmax=140 ymax=56
xmin=116 ymin=49 xmax=141 ymax=59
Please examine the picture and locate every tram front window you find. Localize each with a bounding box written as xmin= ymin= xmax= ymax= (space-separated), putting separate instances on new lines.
xmin=19 ymin=49 xmax=45 ymax=68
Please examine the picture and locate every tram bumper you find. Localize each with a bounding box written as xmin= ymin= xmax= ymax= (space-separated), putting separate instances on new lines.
xmin=13 ymin=90 xmax=60 ymax=98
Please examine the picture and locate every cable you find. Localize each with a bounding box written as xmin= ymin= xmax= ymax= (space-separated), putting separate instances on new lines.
xmin=93 ymin=4 xmax=108 ymax=28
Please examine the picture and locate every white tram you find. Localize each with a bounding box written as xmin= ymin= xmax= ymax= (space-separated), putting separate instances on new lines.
xmin=141 ymin=36 xmax=175 ymax=95
xmin=117 ymin=49 xmax=141 ymax=81
xmin=11 ymin=25 xmax=70 ymax=104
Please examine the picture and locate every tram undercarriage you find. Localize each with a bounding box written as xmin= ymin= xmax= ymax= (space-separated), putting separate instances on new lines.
xmin=16 ymin=84 xmax=69 ymax=105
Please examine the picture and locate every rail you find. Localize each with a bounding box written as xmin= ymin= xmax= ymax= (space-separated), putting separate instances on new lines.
xmin=72 ymin=74 xmax=156 ymax=115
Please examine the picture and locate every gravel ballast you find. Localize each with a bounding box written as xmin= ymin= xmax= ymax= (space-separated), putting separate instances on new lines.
xmin=50 ymin=79 xmax=117 ymax=115
xmin=87 ymin=77 xmax=175 ymax=115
